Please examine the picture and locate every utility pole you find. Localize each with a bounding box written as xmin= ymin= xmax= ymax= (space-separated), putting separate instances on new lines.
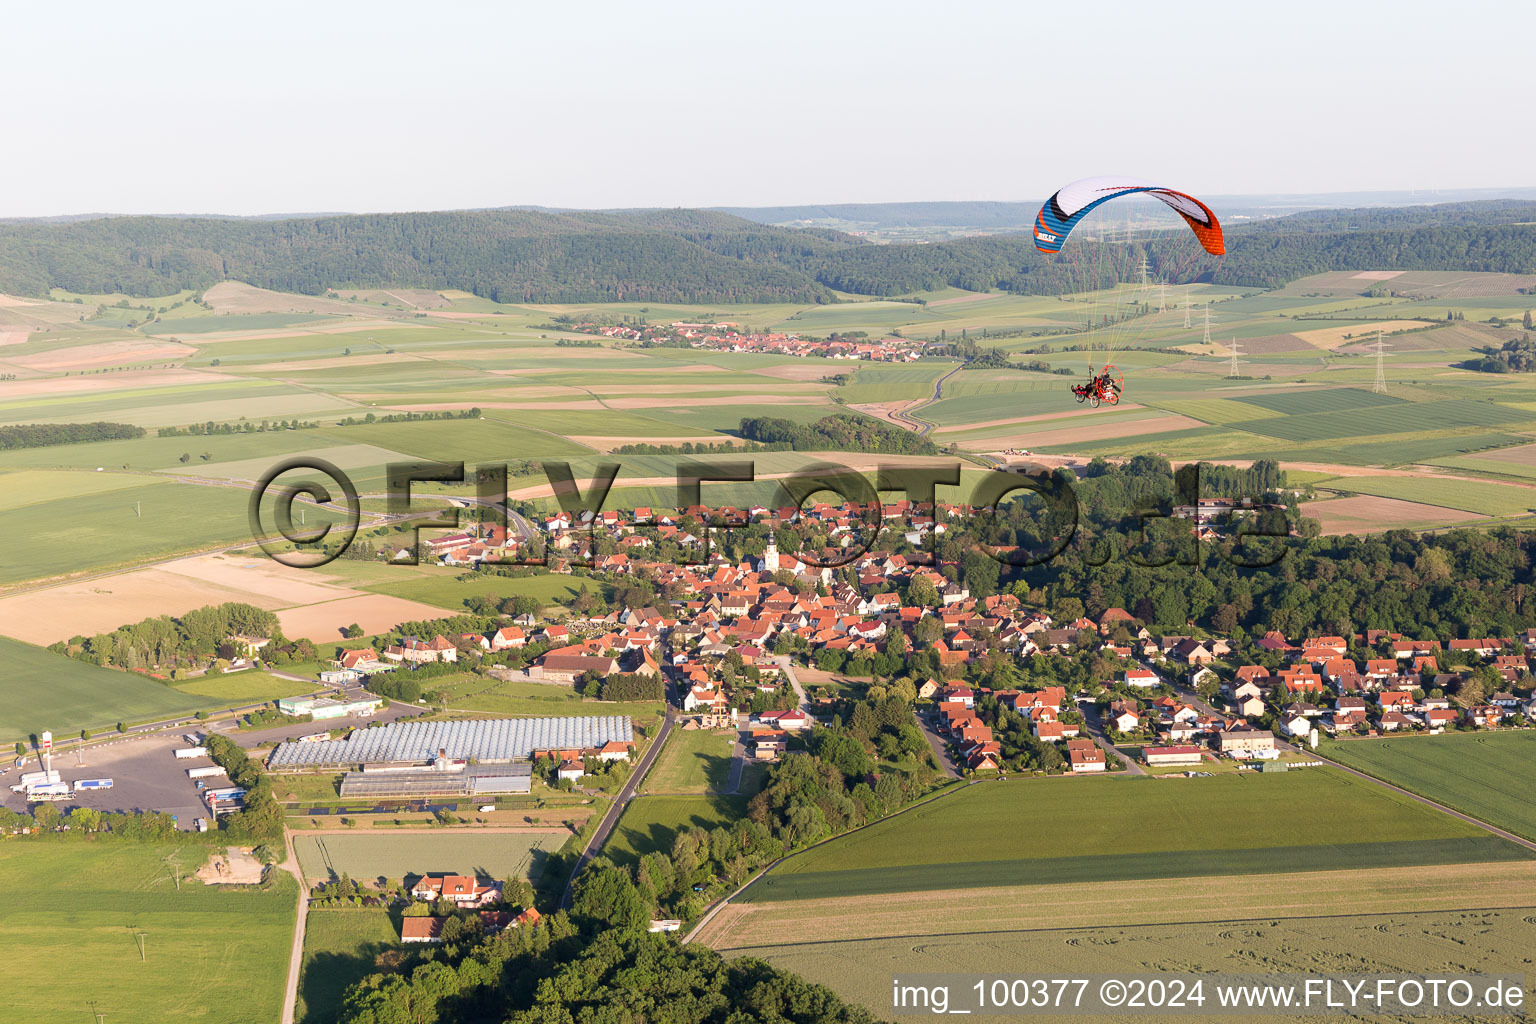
xmin=135 ymin=501 xmax=141 ymax=519
xmin=88 ymin=1001 xmax=106 ymax=1024
xmin=1372 ymin=331 xmax=1391 ymax=393
xmin=135 ymin=931 xmax=146 ymax=963
xmin=1228 ymin=337 xmax=1243 ymax=379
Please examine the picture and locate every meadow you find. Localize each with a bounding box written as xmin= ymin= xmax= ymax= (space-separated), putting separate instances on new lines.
xmin=0 ymin=841 xmax=297 ymax=1023
xmin=362 ymin=568 xmax=611 ymax=612
xmin=291 ymin=831 xmax=557 ymax=884
xmin=296 ymin=907 xmax=401 ymax=1024
xmin=642 ymin=727 xmax=736 ymax=794
xmin=0 ymin=635 xmax=217 ymax=740
xmin=604 ymin=794 xmax=749 ymax=864
xmin=742 ymin=771 xmax=1531 ymax=901
xmin=1321 ymin=732 xmax=1536 ymax=841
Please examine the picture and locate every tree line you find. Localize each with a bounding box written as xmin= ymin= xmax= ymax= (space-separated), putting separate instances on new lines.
xmin=0 ymin=421 xmax=144 ymax=450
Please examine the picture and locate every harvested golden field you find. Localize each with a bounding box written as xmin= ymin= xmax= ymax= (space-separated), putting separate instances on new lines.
xmin=722 ymin=904 xmax=1536 ymax=1024
xmin=1292 ymin=321 xmax=1439 ymax=349
xmin=699 ymin=860 xmax=1536 ymax=950
xmin=1298 ymin=495 xmax=1486 ymax=534
xmin=275 ymin=593 xmax=453 ymax=641
xmin=6 ymin=338 xmax=193 ymax=372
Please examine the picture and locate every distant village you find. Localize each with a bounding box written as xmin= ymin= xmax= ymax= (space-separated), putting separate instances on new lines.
xmin=583 ymin=320 xmax=928 ymax=361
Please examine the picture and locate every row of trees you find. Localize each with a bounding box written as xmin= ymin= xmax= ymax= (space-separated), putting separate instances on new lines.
xmin=0 ymin=421 xmax=143 ymax=450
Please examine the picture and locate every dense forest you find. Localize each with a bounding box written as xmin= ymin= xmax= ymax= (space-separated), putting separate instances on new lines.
xmin=336 ymin=916 xmax=881 ymax=1024
xmin=947 ymin=457 xmax=1536 ymax=643
xmin=737 ymin=413 xmax=940 ymax=455
xmin=2 ymin=201 xmax=1533 ymax=303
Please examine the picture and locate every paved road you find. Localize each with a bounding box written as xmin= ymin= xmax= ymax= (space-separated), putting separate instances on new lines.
xmin=915 ymin=709 xmax=961 ymax=778
xmin=890 ymin=364 xmax=963 ymax=437
xmin=1080 ymin=701 xmax=1144 ymax=775
xmin=559 ymin=698 xmax=677 ymax=909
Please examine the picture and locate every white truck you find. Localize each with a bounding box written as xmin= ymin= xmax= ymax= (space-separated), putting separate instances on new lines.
xmin=186 ymin=765 xmax=227 ymax=779
xmin=174 ymin=746 xmax=209 ymax=760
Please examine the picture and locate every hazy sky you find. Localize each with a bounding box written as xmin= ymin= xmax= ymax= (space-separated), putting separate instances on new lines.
xmin=3 ymin=0 xmax=1530 ymax=217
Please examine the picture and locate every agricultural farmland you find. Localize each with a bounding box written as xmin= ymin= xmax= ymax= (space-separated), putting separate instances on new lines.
xmin=718 ymin=899 xmax=1536 ymax=1023
xmin=291 ymin=831 xmax=560 ymax=884
xmin=0 ymin=842 xmax=297 ymax=1023
xmin=1322 ymin=732 xmax=1536 ymax=842
xmin=0 ymin=635 xmax=216 ymax=740
xmin=742 ymin=771 xmax=1532 ymax=902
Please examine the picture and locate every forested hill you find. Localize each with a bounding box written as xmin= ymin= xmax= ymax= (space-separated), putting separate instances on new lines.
xmin=1 ymin=200 xmax=1534 ymax=303
xmin=0 ymin=208 xmax=854 ymax=304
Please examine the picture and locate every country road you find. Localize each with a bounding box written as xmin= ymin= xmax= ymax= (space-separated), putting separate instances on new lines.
xmin=889 ymin=363 xmax=963 ymax=437
xmin=559 ymin=687 xmax=678 ymax=909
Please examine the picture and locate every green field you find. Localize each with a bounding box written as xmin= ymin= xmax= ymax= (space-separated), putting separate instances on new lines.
xmin=643 ymin=727 xmax=736 ymax=794
xmin=0 ymin=479 xmax=352 ymax=585
xmin=743 ymin=771 xmax=1530 ymax=901
xmin=173 ymin=671 xmax=316 ymax=702
xmin=0 ymin=842 xmax=297 ymax=1023
xmin=363 ymin=569 xmax=611 ymax=612
xmin=605 ymin=794 xmax=749 ymax=865
xmin=292 ymin=832 xmax=556 ymax=883
xmin=1322 ymin=733 xmax=1536 ymax=842
xmin=1322 ymin=475 xmax=1536 ymax=515
xmin=296 ymin=907 xmax=401 ymax=1024
xmin=0 ymin=636 xmax=217 ymax=740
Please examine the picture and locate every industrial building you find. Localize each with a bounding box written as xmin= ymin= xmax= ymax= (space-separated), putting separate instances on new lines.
xmin=265 ymin=716 xmax=634 ymax=770
xmin=338 ymin=762 xmax=532 ymax=799
xmin=276 ymin=695 xmax=383 ymax=720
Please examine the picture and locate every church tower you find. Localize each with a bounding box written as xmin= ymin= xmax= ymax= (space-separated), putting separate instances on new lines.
xmin=763 ymin=531 xmax=780 ymax=573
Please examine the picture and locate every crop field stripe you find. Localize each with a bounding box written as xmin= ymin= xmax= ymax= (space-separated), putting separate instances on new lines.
xmin=739 ymin=836 xmax=1532 ymax=902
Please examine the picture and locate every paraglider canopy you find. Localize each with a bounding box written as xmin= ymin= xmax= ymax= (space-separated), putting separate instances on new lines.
xmin=1035 ymin=176 xmax=1225 ymax=256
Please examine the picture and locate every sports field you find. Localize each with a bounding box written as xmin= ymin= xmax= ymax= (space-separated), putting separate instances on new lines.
xmin=0 ymin=842 xmax=297 ymax=1023
xmin=291 ymin=831 xmax=559 ymax=883
xmin=1322 ymin=732 xmax=1536 ymax=842
xmin=0 ymin=635 xmax=217 ymax=740
xmin=743 ymin=771 xmax=1531 ymax=901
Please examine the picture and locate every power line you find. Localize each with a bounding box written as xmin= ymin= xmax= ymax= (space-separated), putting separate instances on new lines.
xmin=1372 ymin=331 xmax=1391 ymax=393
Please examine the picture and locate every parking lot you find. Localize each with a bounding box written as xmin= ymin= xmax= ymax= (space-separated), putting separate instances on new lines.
xmin=4 ymin=733 xmax=215 ymax=829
